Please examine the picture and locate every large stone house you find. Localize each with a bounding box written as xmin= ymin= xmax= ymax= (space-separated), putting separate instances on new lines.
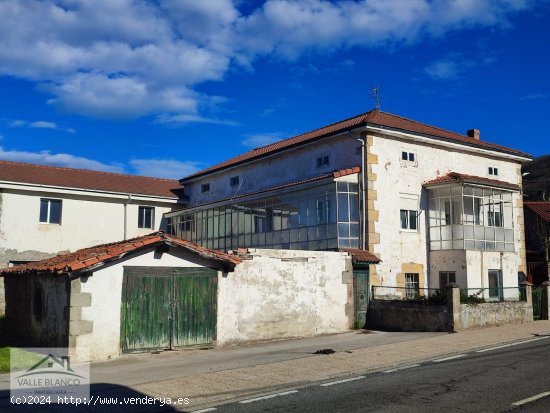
xmin=166 ymin=109 xmax=532 ymax=300
xmin=0 ymin=161 xmax=183 ymax=313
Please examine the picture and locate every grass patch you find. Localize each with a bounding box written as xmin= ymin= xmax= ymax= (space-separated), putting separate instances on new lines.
xmin=0 ymin=316 xmax=43 ymax=373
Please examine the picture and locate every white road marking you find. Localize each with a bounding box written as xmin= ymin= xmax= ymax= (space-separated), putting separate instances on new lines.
xmin=476 ymin=336 xmax=550 ymax=353
xmin=383 ymin=364 xmax=421 ymax=373
xmin=512 ymin=391 xmax=550 ymax=407
xmin=432 ymin=354 xmax=467 ymax=363
xmin=193 ymin=409 xmax=217 ymax=413
xmin=320 ymin=376 xmax=366 ymax=387
xmin=240 ymin=390 xmax=299 ymax=404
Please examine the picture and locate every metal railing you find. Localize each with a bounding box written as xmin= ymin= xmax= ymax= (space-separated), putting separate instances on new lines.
xmin=372 ymin=286 xmax=447 ymax=304
xmin=459 ymin=286 xmax=525 ymax=304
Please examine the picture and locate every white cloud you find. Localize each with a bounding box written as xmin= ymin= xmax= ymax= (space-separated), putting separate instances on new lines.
xmin=424 ymin=59 xmax=461 ymax=79
xmin=0 ymin=147 xmax=123 ymax=172
xmin=519 ymin=94 xmax=547 ymax=101
xmin=0 ymin=0 xmax=540 ymax=120
xmin=4 ymin=118 xmax=75 ymax=133
xmin=129 ymin=159 xmax=203 ymax=179
xmin=242 ymin=133 xmax=283 ymax=148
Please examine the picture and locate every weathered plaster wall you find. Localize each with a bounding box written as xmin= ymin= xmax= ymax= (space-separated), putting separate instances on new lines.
xmin=459 ymin=302 xmax=532 ymax=329
xmin=464 ymin=251 xmax=520 ymax=299
xmin=75 ymin=248 xmax=206 ymax=362
xmin=185 ymin=135 xmax=362 ymax=206
xmin=4 ymin=274 xmax=68 ymax=347
xmin=429 ymin=250 xmax=468 ymax=288
xmin=217 ymin=249 xmax=352 ymax=345
xmin=367 ymin=300 xmax=451 ymax=332
xmin=369 ymin=133 xmax=524 ymax=289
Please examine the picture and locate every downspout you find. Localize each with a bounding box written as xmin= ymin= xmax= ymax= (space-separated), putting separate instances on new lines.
xmin=123 ymin=194 xmax=132 ymax=240
xmin=358 ymin=136 xmax=367 ymax=251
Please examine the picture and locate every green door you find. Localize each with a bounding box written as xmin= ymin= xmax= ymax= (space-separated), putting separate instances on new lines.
xmin=121 ymin=267 xmax=217 ymax=353
xmin=172 ymin=268 xmax=217 ymax=347
xmin=353 ymin=270 xmax=369 ymax=329
xmin=532 ymin=288 xmax=543 ymax=321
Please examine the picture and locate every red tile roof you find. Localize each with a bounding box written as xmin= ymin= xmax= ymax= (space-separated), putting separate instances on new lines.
xmin=182 ymin=110 xmax=531 ymax=181
xmin=0 ymin=160 xmax=181 ymax=198
xmin=168 ymin=167 xmax=361 ymax=214
xmin=340 ymin=248 xmax=381 ymax=264
xmin=525 ymin=202 xmax=550 ymax=222
xmin=422 ymin=172 xmax=520 ymax=191
xmin=0 ymin=232 xmax=241 ymax=276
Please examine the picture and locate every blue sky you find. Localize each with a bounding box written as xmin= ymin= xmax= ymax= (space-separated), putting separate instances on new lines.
xmin=0 ymin=0 xmax=548 ymax=179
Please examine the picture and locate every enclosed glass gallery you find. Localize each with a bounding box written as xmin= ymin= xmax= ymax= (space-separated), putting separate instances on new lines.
xmin=428 ymin=185 xmax=515 ymax=252
xmin=167 ymin=181 xmax=360 ymax=251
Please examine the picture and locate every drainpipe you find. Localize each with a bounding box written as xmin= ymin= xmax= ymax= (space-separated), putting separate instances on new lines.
xmin=123 ymin=194 xmax=132 ymax=240
xmin=358 ymin=136 xmax=367 ymax=251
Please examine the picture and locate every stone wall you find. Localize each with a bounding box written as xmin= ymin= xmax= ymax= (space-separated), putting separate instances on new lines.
xmin=367 ymin=300 xmax=451 ymax=332
xmin=459 ymin=302 xmax=533 ymax=329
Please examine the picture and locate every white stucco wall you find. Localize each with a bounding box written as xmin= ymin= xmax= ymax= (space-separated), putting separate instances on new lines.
xmin=370 ymin=133 xmax=524 ymax=289
xmin=184 ymin=135 xmax=362 ymax=206
xmin=74 ymin=247 xmax=351 ymax=362
xmin=217 ymin=249 xmax=351 ymax=345
xmin=77 ymin=248 xmax=206 ymax=361
xmin=0 ymin=189 xmax=177 ymax=264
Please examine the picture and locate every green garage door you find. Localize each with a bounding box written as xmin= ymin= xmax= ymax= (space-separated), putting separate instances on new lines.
xmin=121 ymin=267 xmax=217 ymax=353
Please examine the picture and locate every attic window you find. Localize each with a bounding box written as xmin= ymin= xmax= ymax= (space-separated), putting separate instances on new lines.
xmin=401 ymin=151 xmax=415 ymax=162
xmin=488 ymin=167 xmax=499 ymax=176
xmin=230 ymin=176 xmax=240 ymax=187
xmin=201 ymin=183 xmax=211 ymax=193
xmin=39 ymin=198 xmax=62 ymax=224
xmin=316 ymin=154 xmax=330 ymax=168
xmin=138 ymin=206 xmax=154 ymax=229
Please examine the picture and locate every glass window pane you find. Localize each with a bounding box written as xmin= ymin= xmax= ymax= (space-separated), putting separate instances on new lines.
xmin=400 ymin=210 xmax=408 ymax=229
xmin=39 ymin=199 xmax=49 ymax=223
xmin=338 ymin=194 xmax=349 ymax=222
xmin=49 ymin=200 xmax=61 ymax=224
xmin=409 ymin=211 xmax=418 ymax=230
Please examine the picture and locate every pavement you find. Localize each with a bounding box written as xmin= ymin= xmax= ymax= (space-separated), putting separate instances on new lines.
xmin=2 ymin=321 xmax=550 ymax=412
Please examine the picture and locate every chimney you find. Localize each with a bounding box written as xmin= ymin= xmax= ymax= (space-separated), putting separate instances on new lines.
xmin=467 ymin=129 xmax=480 ymax=140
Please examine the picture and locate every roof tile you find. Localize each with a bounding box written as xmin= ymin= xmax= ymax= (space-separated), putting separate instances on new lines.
xmin=0 ymin=160 xmax=181 ymax=198
xmin=525 ymin=201 xmax=550 ymax=222
xmin=423 ymin=172 xmax=520 ymax=191
xmin=183 ymin=110 xmax=530 ymax=181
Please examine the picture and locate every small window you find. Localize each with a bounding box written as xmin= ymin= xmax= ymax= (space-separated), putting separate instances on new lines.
xmin=400 ymin=209 xmax=418 ymax=231
xmin=401 ymin=151 xmax=415 ymax=162
xmin=201 ymin=183 xmax=210 ymax=193
xmin=316 ymin=154 xmax=330 ymax=168
xmin=138 ymin=206 xmax=154 ymax=229
xmin=439 ymin=271 xmax=456 ymax=288
xmin=39 ymin=199 xmax=62 ymax=224
xmin=405 ymin=273 xmax=419 ymax=298
xmin=488 ymin=167 xmax=499 ymax=176
xmin=230 ymin=176 xmax=240 ymax=187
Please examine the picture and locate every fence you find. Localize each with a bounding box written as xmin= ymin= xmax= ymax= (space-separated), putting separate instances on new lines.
xmin=459 ymin=286 xmax=526 ymax=304
xmin=371 ymin=286 xmax=447 ymax=304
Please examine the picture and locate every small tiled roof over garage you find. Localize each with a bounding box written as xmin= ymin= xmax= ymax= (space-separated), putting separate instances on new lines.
xmin=182 ymin=109 xmax=531 ymax=182
xmin=0 ymin=232 xmax=241 ymax=276
xmin=0 ymin=160 xmax=181 ymax=198
xmin=525 ymin=201 xmax=550 ymax=222
xmin=423 ymin=172 xmax=520 ymax=191
xmin=340 ymin=248 xmax=381 ymax=264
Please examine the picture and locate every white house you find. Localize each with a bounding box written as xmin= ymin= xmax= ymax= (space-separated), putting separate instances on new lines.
xmin=166 ymin=109 xmax=532 ymax=302
xmin=0 ymin=160 xmax=183 ymax=313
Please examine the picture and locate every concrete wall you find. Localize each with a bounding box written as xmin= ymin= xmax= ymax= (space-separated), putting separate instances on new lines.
xmin=217 ymin=249 xmax=352 ymax=345
xmin=369 ymin=132 xmax=524 ymax=289
xmin=367 ymin=300 xmax=451 ymax=332
xmin=4 ymin=274 xmax=68 ymax=347
xmin=459 ymin=302 xmax=532 ymax=329
xmin=72 ymin=248 xmax=351 ymax=362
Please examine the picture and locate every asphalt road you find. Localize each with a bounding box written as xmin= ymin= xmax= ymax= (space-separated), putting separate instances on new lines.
xmin=205 ymin=337 xmax=550 ymax=413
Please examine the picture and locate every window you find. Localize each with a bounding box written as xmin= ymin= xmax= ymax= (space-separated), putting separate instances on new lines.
xmin=230 ymin=176 xmax=240 ymax=187
xmin=138 ymin=206 xmax=154 ymax=229
xmin=439 ymin=271 xmax=456 ymax=288
xmin=316 ymin=154 xmax=330 ymax=168
xmin=488 ymin=167 xmax=499 ymax=176
xmin=316 ymin=200 xmax=331 ymax=224
xmin=405 ymin=273 xmax=419 ymax=298
xmin=39 ymin=198 xmax=62 ymax=224
xmin=201 ymin=183 xmax=210 ymax=193
xmin=401 ymin=151 xmax=415 ymax=162
xmin=488 ymin=270 xmax=503 ymax=301
xmin=400 ymin=209 xmax=418 ymax=231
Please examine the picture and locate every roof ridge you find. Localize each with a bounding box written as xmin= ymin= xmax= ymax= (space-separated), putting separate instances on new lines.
xmin=251 ymin=110 xmax=373 ymax=151
xmin=0 ymin=159 xmax=178 ymax=183
xmin=374 ymin=110 xmax=468 ymax=139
